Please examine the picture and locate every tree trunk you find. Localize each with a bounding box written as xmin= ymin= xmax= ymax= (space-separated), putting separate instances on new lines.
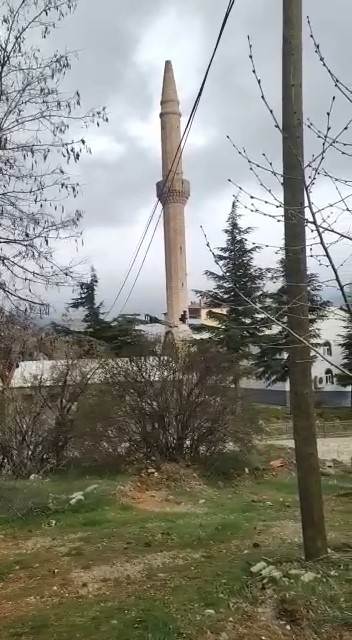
xmin=0 ymin=389 xmax=6 ymax=431
xmin=282 ymin=0 xmax=327 ymax=560
xmin=52 ymin=414 xmax=72 ymax=467
xmin=233 ymin=374 xmax=242 ymax=416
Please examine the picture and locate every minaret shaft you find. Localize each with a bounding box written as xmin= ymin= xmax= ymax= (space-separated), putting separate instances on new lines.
xmin=163 ymin=201 xmax=188 ymax=326
xmin=156 ymin=60 xmax=190 ymax=330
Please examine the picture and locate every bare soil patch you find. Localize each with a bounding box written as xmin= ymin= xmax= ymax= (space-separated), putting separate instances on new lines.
xmin=204 ymin=621 xmax=349 ymax=640
xmin=71 ymin=549 xmax=202 ymax=594
xmin=266 ymin=519 xmax=301 ymax=543
xmin=118 ymin=462 xmax=206 ymax=511
xmin=0 ymin=568 xmax=67 ymax=621
xmin=0 ymin=532 xmax=82 ymax=557
xmin=203 ymin=596 xmax=350 ymax=640
xmin=134 ymin=462 xmax=205 ymax=490
xmin=118 ymin=485 xmax=199 ymax=512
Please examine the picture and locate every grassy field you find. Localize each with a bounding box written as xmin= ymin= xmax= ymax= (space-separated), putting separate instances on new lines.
xmin=256 ymin=404 xmax=352 ymax=424
xmin=257 ymin=405 xmax=352 ymax=440
xmin=0 ymin=458 xmax=351 ymax=639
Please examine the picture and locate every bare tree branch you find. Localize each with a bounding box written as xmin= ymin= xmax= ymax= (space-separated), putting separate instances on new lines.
xmin=0 ymin=0 xmax=108 ymax=310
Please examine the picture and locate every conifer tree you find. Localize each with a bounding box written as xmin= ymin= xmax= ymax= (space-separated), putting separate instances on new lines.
xmin=195 ymin=200 xmax=266 ymax=375
xmin=254 ymin=258 xmax=329 ymax=385
xmin=69 ymin=268 xmax=103 ymax=330
xmin=52 ymin=268 xmax=148 ymax=356
xmin=336 ymin=311 xmax=352 ymax=387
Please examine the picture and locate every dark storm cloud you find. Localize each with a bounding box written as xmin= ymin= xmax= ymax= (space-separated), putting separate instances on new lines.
xmin=59 ymin=0 xmax=352 ymax=231
xmin=181 ymin=0 xmax=352 ymax=209
xmin=45 ymin=0 xmax=352 ymax=315
xmin=54 ymin=0 xmax=164 ymax=109
xmin=78 ymin=142 xmax=159 ymax=226
xmin=51 ymin=0 xmax=165 ymax=227
xmin=17 ymin=0 xmax=350 ymax=320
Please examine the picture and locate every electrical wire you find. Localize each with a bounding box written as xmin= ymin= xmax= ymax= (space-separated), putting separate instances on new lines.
xmin=105 ymin=208 xmax=157 ymax=317
xmin=118 ymin=108 xmax=195 ymax=315
xmin=200 ymin=226 xmax=352 ymax=378
xmin=107 ymin=0 xmax=237 ymax=318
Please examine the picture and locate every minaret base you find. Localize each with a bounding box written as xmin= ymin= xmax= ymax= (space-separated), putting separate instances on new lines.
xmin=163 ymin=323 xmax=192 ymax=345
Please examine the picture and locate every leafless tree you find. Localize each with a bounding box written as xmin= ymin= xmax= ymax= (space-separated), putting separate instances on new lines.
xmin=0 ymin=308 xmax=69 ymax=421
xmin=102 ymin=342 xmax=262 ymax=465
xmin=0 ymin=308 xmax=41 ymax=433
xmin=226 ymin=13 xmax=352 ymax=317
xmin=208 ymin=3 xmax=352 ymax=560
xmin=0 ymin=340 xmax=101 ymax=475
xmin=0 ymin=391 xmax=53 ymax=476
xmin=0 ymin=0 xmax=107 ymax=309
xmin=33 ymin=344 xmax=102 ymax=467
xmin=0 ymin=309 xmax=35 ymax=385
xmin=281 ymin=0 xmax=327 ymax=560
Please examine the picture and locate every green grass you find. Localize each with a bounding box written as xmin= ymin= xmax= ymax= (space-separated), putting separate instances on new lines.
xmin=254 ymin=404 xmax=291 ymax=423
xmin=3 ymin=599 xmax=182 ymax=640
xmin=256 ymin=402 xmax=352 ymax=427
xmin=0 ymin=467 xmax=351 ymax=639
xmin=315 ymin=406 xmax=352 ymax=422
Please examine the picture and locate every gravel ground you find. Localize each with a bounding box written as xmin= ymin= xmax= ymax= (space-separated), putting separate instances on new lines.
xmin=270 ymin=436 xmax=352 ymax=464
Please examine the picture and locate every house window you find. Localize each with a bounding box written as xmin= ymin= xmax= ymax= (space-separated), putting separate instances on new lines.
xmin=323 ymin=341 xmax=332 ymax=356
xmin=325 ymin=368 xmax=334 ymax=385
xmin=188 ymin=307 xmax=201 ymax=320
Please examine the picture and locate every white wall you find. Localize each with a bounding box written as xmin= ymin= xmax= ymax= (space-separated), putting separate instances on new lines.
xmin=242 ymin=377 xmax=288 ymax=392
xmin=242 ymin=309 xmax=350 ymax=397
xmin=312 ymin=311 xmax=346 ymax=392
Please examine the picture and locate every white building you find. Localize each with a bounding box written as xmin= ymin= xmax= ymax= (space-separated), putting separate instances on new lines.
xmin=1 ymin=357 xmax=167 ymax=391
xmin=243 ymin=309 xmax=351 ymax=407
xmin=3 ymin=310 xmax=350 ymax=407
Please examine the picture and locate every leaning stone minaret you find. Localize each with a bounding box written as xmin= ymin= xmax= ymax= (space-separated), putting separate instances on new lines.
xmin=156 ymin=60 xmax=190 ymax=338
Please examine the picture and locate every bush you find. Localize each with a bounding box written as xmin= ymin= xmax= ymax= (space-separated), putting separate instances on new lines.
xmin=0 ymin=352 xmax=99 ymax=478
xmin=0 ymin=342 xmax=263 ymax=477
xmin=0 ymin=480 xmax=53 ymax=522
xmin=199 ymin=451 xmax=251 ymax=481
xmin=0 ymin=393 xmax=59 ymax=478
xmin=102 ymin=342 xmax=263 ymax=465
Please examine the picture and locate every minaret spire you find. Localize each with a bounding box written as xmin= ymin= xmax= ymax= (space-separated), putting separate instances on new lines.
xmin=161 ymin=60 xmax=180 ymax=117
xmin=156 ymin=60 xmax=190 ymax=338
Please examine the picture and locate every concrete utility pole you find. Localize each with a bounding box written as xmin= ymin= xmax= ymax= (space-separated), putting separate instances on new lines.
xmin=282 ymin=0 xmax=327 ymax=560
xmin=156 ymin=60 xmax=190 ymax=340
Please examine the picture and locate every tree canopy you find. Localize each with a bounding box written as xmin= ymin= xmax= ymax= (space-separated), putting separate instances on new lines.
xmin=194 ymin=199 xmax=267 ymax=374
xmin=337 ymin=311 xmax=352 ymax=387
xmin=254 ymin=258 xmax=329 ymax=386
xmin=52 ymin=268 xmax=152 ymax=356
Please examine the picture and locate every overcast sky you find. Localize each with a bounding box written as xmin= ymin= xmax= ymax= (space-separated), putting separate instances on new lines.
xmin=48 ymin=0 xmax=352 ymax=317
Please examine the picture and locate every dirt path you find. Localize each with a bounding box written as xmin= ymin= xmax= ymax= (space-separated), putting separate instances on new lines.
xmin=269 ymin=436 xmax=352 ymax=463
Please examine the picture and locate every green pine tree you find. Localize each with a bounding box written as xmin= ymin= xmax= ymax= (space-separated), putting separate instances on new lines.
xmin=91 ymin=313 xmax=150 ymax=356
xmin=52 ymin=268 xmax=149 ymax=356
xmin=336 ymin=311 xmax=352 ymax=387
xmin=69 ymin=267 xmax=103 ymax=330
xmin=254 ymin=258 xmax=329 ymax=386
xmin=194 ymin=200 xmax=267 ymax=373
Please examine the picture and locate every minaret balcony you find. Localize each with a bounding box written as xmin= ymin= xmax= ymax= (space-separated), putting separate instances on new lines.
xmin=156 ymin=178 xmax=190 ymax=206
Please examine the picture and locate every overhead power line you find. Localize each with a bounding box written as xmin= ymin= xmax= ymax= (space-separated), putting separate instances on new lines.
xmin=107 ymin=0 xmax=237 ymax=318
xmin=200 ymin=225 xmax=352 ymax=379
